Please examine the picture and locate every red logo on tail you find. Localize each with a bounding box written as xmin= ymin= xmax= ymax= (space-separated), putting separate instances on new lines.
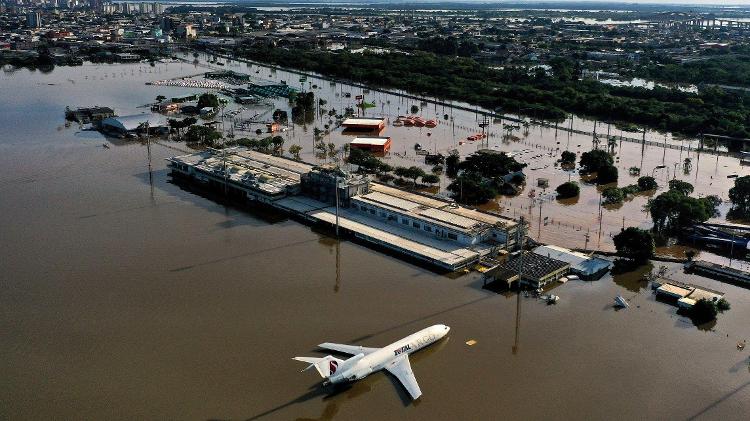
xmin=329 ymin=360 xmax=338 ymax=375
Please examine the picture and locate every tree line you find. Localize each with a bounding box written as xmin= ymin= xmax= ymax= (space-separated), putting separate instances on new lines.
xmin=235 ymin=44 xmax=750 ymax=140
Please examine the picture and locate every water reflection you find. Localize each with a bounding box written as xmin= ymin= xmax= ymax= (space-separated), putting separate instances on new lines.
xmin=611 ymin=262 xmax=653 ymax=293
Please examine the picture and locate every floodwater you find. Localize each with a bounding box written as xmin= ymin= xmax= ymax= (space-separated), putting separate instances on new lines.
xmin=193 ymin=53 xmax=748 ymax=261
xmin=1 ymin=62 xmax=750 ymax=420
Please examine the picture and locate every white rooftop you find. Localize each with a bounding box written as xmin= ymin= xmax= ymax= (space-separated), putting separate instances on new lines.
xmin=342 ymin=118 xmax=385 ymax=126
xmin=350 ymin=136 xmax=390 ymax=146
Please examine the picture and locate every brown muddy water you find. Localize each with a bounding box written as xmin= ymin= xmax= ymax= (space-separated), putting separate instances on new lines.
xmin=191 ymin=53 xmax=749 ymax=262
xmin=1 ymin=62 xmax=749 ymax=420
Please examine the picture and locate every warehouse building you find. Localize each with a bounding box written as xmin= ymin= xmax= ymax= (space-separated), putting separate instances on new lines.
xmin=341 ymin=117 xmax=386 ymax=133
xmin=349 ymin=136 xmax=392 ymax=154
xmin=349 ymin=184 xmax=519 ymax=249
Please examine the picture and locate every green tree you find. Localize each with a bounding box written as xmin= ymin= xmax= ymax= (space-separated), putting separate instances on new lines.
xmin=602 ymin=187 xmax=624 ymax=205
xmin=272 ymin=135 xmax=285 ymax=153
xmin=458 ymin=151 xmax=526 ymax=178
xmin=445 ymin=153 xmax=460 ymax=178
xmin=184 ymin=125 xmax=221 ymax=146
xmin=689 ymin=298 xmax=718 ymax=324
xmin=637 ymin=176 xmax=658 ymax=191
xmin=395 ymin=166 xmax=426 ymax=185
xmin=613 ymin=227 xmax=655 ymax=263
xmin=422 ymin=174 xmax=440 ymax=185
xmin=648 ymin=190 xmax=716 ymax=233
xmin=728 ymin=175 xmax=750 ymax=217
xmin=579 ymin=150 xmax=613 ymax=173
xmin=597 ymin=165 xmax=618 ymax=184
xmin=289 ymin=144 xmax=302 ymax=160
xmin=668 ymin=179 xmax=694 ymax=195
xmin=197 ymin=93 xmax=220 ymax=110
xmin=447 ymin=173 xmax=496 ymax=205
xmin=560 ymin=150 xmax=576 ymax=166
xmin=555 ymin=181 xmax=579 ymax=199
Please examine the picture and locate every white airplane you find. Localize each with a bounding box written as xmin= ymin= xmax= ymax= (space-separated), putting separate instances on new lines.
xmin=293 ymin=324 xmax=450 ymax=400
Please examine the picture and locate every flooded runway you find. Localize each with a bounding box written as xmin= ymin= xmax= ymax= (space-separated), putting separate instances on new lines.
xmin=1 ymin=62 xmax=749 ymax=420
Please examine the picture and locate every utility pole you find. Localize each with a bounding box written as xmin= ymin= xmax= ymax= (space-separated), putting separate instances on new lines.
xmin=537 ymin=198 xmax=543 ymax=241
xmin=335 ymin=175 xmax=340 ymax=237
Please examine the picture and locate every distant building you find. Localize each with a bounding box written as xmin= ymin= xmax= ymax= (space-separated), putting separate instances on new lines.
xmin=175 ymin=24 xmax=197 ymax=40
xmin=101 ymin=114 xmax=167 ymax=136
xmin=26 ymin=11 xmax=41 ymax=28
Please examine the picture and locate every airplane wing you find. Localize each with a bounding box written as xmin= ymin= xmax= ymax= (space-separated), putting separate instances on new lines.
xmin=318 ymin=342 xmax=379 ymax=355
xmin=385 ymin=356 xmax=422 ymax=400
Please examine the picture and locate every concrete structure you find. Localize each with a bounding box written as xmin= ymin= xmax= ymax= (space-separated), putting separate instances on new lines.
xmin=350 ymin=136 xmax=392 ymax=154
xmin=168 ymin=147 xmax=312 ymax=203
xmin=167 ymin=148 xmax=523 ymax=271
xmin=532 ymin=245 xmax=611 ymax=280
xmin=350 ymin=189 xmax=516 ymax=248
xmin=483 ymin=251 xmax=570 ymax=289
xmin=685 ymin=260 xmax=750 ymax=287
xmin=341 ymin=118 xmax=386 ymax=132
xmin=652 ymin=277 xmax=725 ymax=309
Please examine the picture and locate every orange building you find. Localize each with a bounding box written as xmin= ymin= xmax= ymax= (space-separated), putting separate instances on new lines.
xmin=350 ymin=136 xmax=392 ymax=154
xmin=341 ymin=118 xmax=386 ymax=132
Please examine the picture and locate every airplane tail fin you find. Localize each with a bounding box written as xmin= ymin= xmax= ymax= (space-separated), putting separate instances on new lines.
xmin=293 ymin=355 xmax=344 ymax=378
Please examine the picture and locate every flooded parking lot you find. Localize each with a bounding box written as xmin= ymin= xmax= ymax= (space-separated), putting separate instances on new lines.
xmin=1 ymin=61 xmax=749 ymax=420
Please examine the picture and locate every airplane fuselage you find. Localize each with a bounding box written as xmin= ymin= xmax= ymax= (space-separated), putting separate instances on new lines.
xmin=327 ymin=324 xmax=450 ymax=385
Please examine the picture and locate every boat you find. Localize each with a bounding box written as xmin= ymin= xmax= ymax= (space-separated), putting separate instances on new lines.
xmin=102 ymin=143 xmax=110 ymax=149
xmin=614 ymin=296 xmax=629 ymax=308
xmin=567 ymin=275 xmax=580 ymax=281
xmin=547 ymin=294 xmax=559 ymax=304
xmin=393 ymin=120 xmax=404 ymax=127
xmin=414 ymin=143 xmax=422 ymax=151
xmin=425 ymin=120 xmax=437 ymax=128
xmin=403 ymin=118 xmax=415 ymax=127
xmin=558 ymin=276 xmax=568 ymax=284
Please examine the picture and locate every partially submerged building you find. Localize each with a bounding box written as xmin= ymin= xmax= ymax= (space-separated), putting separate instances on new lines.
xmin=483 ymin=251 xmax=570 ymax=289
xmin=167 ymin=147 xmax=312 ymax=203
xmin=652 ymin=277 xmax=725 ymax=309
xmin=65 ymin=106 xmax=115 ymax=123
xmin=341 ymin=118 xmax=386 ymax=133
xmin=167 ymin=147 xmax=524 ymax=271
xmin=100 ymin=114 xmax=168 ymax=136
xmin=349 ymin=136 xmax=392 ymax=154
xmin=532 ymin=245 xmax=611 ymax=280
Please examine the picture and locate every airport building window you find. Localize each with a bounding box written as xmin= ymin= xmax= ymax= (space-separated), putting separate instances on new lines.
xmin=412 ymin=221 xmax=420 ymax=228
xmin=401 ymin=218 xmax=408 ymax=225
xmin=424 ymin=225 xmax=432 ymax=232
xmin=447 ymin=233 xmax=458 ymax=240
